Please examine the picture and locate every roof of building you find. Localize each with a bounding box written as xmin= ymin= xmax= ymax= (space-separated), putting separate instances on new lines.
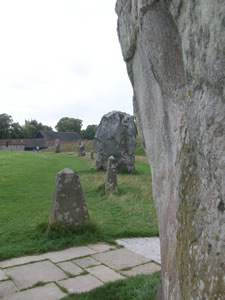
xmin=24 ymin=138 xmax=48 ymax=149
xmin=36 ymin=131 xmax=81 ymax=141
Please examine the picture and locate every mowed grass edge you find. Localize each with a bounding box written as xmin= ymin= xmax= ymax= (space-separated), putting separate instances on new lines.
xmin=0 ymin=151 xmax=158 ymax=260
xmin=61 ymin=272 xmax=161 ymax=300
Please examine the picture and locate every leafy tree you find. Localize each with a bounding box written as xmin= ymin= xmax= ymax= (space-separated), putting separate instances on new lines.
xmin=21 ymin=120 xmax=53 ymax=138
xmin=10 ymin=122 xmax=23 ymax=139
xmin=55 ymin=117 xmax=83 ymax=134
xmin=0 ymin=115 xmax=53 ymax=139
xmin=0 ymin=114 xmax=13 ymax=139
xmin=81 ymin=124 xmax=97 ymax=140
xmin=21 ymin=124 xmax=37 ymax=139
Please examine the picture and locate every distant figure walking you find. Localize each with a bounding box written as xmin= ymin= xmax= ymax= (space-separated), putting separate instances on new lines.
xmin=36 ymin=146 xmax=39 ymax=152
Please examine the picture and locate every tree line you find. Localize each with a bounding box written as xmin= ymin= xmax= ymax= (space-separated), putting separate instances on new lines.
xmin=0 ymin=114 xmax=97 ymax=140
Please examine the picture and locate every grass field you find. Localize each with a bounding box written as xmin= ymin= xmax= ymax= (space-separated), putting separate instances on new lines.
xmin=0 ymin=150 xmax=158 ymax=261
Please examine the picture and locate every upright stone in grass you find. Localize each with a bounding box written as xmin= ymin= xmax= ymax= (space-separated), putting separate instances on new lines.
xmin=90 ymin=150 xmax=94 ymax=160
xmin=55 ymin=138 xmax=61 ymax=153
xmin=94 ymin=111 xmax=136 ymax=171
xmin=105 ymin=156 xmax=117 ymax=193
xmin=78 ymin=140 xmax=86 ymax=156
xmin=49 ymin=168 xmax=89 ymax=227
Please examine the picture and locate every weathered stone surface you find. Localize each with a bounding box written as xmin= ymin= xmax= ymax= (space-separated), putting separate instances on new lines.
xmin=94 ymin=111 xmax=136 ymax=171
xmin=55 ymin=138 xmax=61 ymax=153
xmin=121 ymin=262 xmax=161 ymax=276
xmin=0 ymin=280 xmax=18 ymax=298
xmin=44 ymin=246 xmax=95 ymax=263
xmin=0 ymin=255 xmax=47 ymax=269
xmin=0 ymin=269 xmax=8 ymax=281
xmin=87 ymin=265 xmax=124 ymax=283
xmin=3 ymin=283 xmax=65 ymax=300
xmin=116 ymin=1 xmax=225 ymax=299
xmin=57 ymin=262 xmax=83 ymax=276
xmin=116 ymin=237 xmax=161 ymax=263
xmin=93 ymin=248 xmax=149 ymax=270
xmin=49 ymin=168 xmax=90 ymax=227
xmin=87 ymin=243 xmax=116 ymax=253
xmin=73 ymin=257 xmax=100 ymax=269
xmin=105 ymin=156 xmax=118 ymax=193
xmin=58 ymin=274 xmax=103 ymax=294
xmin=4 ymin=261 xmax=66 ymax=289
xmin=78 ymin=140 xmax=85 ymax=156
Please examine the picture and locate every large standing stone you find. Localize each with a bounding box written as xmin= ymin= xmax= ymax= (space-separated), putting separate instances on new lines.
xmin=116 ymin=1 xmax=225 ymax=299
xmin=55 ymin=138 xmax=61 ymax=153
xmin=49 ymin=168 xmax=89 ymax=227
xmin=94 ymin=111 xmax=136 ymax=171
xmin=105 ymin=156 xmax=117 ymax=193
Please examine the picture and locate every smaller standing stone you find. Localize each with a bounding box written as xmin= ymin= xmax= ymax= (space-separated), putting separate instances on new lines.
xmin=49 ymin=168 xmax=90 ymax=227
xmin=55 ymin=138 xmax=61 ymax=153
xmin=78 ymin=140 xmax=85 ymax=156
xmin=90 ymin=150 xmax=94 ymax=160
xmin=105 ymin=156 xmax=117 ymax=193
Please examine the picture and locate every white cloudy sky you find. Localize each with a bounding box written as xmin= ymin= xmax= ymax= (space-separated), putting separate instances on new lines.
xmin=0 ymin=0 xmax=133 ymax=129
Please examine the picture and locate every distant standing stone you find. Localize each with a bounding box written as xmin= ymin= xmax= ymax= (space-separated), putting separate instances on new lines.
xmin=78 ymin=140 xmax=85 ymax=156
xmin=90 ymin=150 xmax=94 ymax=160
xmin=94 ymin=111 xmax=136 ymax=171
xmin=105 ymin=156 xmax=117 ymax=193
xmin=55 ymin=138 xmax=61 ymax=153
xmin=49 ymin=168 xmax=90 ymax=227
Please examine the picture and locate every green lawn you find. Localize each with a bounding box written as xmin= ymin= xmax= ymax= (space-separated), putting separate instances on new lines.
xmin=61 ymin=273 xmax=160 ymax=300
xmin=0 ymin=151 xmax=158 ymax=260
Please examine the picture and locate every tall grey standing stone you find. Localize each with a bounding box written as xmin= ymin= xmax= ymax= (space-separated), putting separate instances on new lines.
xmin=105 ymin=156 xmax=117 ymax=193
xmin=49 ymin=168 xmax=89 ymax=227
xmin=94 ymin=111 xmax=136 ymax=171
xmin=116 ymin=1 xmax=225 ymax=299
xmin=55 ymin=138 xmax=61 ymax=153
xmin=78 ymin=140 xmax=86 ymax=156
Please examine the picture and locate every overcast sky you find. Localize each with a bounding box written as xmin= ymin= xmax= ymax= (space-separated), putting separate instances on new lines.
xmin=0 ymin=0 xmax=133 ymax=129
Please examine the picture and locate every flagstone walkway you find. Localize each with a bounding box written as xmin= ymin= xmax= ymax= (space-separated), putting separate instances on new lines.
xmin=0 ymin=238 xmax=160 ymax=300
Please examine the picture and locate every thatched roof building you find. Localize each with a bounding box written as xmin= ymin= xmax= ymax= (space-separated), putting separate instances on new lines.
xmin=24 ymin=138 xmax=48 ymax=150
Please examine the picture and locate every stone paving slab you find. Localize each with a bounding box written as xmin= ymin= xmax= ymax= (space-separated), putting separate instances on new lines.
xmin=87 ymin=243 xmax=115 ymax=253
xmin=4 ymin=260 xmax=67 ymax=290
xmin=0 ymin=269 xmax=8 ymax=281
xmin=73 ymin=257 xmax=101 ymax=268
xmin=0 ymin=281 xmax=18 ymax=299
xmin=57 ymin=262 xmax=83 ymax=276
xmin=116 ymin=237 xmax=161 ymax=263
xmin=58 ymin=274 xmax=103 ymax=294
xmin=44 ymin=246 xmax=96 ymax=263
xmin=0 ymin=255 xmax=47 ymax=269
xmin=2 ymin=283 xmax=65 ymax=300
xmin=93 ymin=248 xmax=150 ymax=271
xmin=121 ymin=262 xmax=161 ymax=276
xmin=87 ymin=265 xmax=124 ymax=283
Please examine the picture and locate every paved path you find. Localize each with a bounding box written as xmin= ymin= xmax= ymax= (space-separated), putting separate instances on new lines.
xmin=0 ymin=238 xmax=160 ymax=300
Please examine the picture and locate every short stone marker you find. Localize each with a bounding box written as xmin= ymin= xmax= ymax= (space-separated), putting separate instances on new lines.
xmin=105 ymin=156 xmax=117 ymax=193
xmin=90 ymin=150 xmax=94 ymax=160
xmin=78 ymin=140 xmax=85 ymax=156
xmin=49 ymin=168 xmax=90 ymax=228
xmin=55 ymin=138 xmax=61 ymax=153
